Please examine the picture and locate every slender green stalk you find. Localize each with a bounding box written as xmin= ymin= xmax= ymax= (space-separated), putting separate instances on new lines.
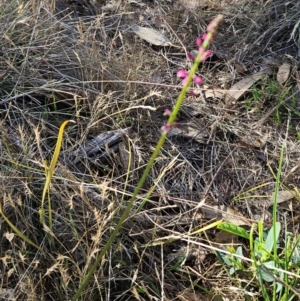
xmin=273 ymin=145 xmax=284 ymax=258
xmin=272 ymin=144 xmax=285 ymax=299
xmin=72 ymin=132 xmax=167 ymax=301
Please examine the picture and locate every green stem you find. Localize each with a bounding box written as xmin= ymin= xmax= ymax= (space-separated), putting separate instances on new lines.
xmin=72 ymin=132 xmax=167 ymax=301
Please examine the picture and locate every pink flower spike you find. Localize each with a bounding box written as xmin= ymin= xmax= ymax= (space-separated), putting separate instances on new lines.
xmin=177 ymin=69 xmax=188 ymax=78
xmin=193 ymin=76 xmax=202 ymax=85
xmin=163 ymin=108 xmax=172 ymax=116
xmin=201 ymin=50 xmax=213 ymax=61
xmin=187 ymin=53 xmax=195 ymax=61
xmin=196 ymin=36 xmax=202 ymax=46
xmin=201 ymin=33 xmax=213 ymax=43
xmin=161 ymin=123 xmax=172 ymax=133
xmin=207 ymin=15 xmax=223 ymax=34
xmin=198 ymin=47 xmax=205 ymax=54
xmin=201 ymin=33 xmax=207 ymax=40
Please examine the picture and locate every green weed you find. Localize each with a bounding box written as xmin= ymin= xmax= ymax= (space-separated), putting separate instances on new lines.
xmin=218 ymin=146 xmax=300 ymax=300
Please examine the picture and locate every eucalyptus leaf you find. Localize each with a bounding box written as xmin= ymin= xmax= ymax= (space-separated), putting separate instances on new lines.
xmin=131 ymin=25 xmax=172 ymax=46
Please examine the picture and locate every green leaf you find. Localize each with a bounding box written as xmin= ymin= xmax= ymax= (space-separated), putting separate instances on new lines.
xmin=217 ymin=222 xmax=250 ymax=239
xmin=265 ymin=222 xmax=281 ymax=253
xmin=218 ymin=250 xmax=233 ymax=267
xmin=259 ymin=260 xmax=276 ymax=282
xmin=254 ymin=239 xmax=266 ymax=259
xmin=291 ymin=236 xmax=300 ymax=263
xmin=236 ymin=245 xmax=244 ymax=260
xmin=217 ymin=246 xmax=243 ymax=269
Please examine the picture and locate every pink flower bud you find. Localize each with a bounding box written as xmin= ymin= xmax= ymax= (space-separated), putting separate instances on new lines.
xmin=196 ymin=36 xmax=202 ymax=46
xmin=201 ymin=33 xmax=207 ymax=40
xmin=163 ymin=108 xmax=172 ymax=116
xmin=187 ymin=53 xmax=195 ymax=61
xmin=177 ymin=69 xmax=188 ymax=78
xmin=189 ymin=91 xmax=198 ymax=97
xmin=198 ymin=47 xmax=205 ymax=54
xmin=193 ymin=76 xmax=202 ymax=85
xmin=161 ymin=123 xmax=172 ymax=133
xmin=207 ymin=15 xmax=223 ymax=34
xmin=201 ymin=50 xmax=212 ymax=61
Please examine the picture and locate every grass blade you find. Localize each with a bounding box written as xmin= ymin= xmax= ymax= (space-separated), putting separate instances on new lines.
xmin=0 ymin=203 xmax=43 ymax=251
xmin=39 ymin=120 xmax=75 ymax=227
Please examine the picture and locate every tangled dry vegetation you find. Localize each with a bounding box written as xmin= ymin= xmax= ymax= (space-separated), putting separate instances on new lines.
xmin=0 ymin=0 xmax=300 ymax=300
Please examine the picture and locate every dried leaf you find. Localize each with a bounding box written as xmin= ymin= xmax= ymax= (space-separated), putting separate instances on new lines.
xmin=179 ymin=0 xmax=200 ymax=10
xmin=204 ymin=87 xmax=226 ymax=99
xmin=255 ymin=190 xmax=300 ymax=209
xmin=239 ymin=131 xmax=269 ymax=148
xmin=214 ymin=230 xmax=239 ymax=244
xmin=262 ymin=55 xmax=278 ymax=65
xmin=167 ymin=122 xmax=208 ymax=143
xmin=269 ymin=190 xmax=298 ymax=206
xmin=118 ymin=142 xmax=132 ymax=168
xmin=5 ymin=232 xmax=14 ymax=242
xmin=277 ymin=63 xmax=290 ymax=85
xmin=201 ymin=205 xmax=250 ymax=226
xmin=224 ymin=68 xmax=272 ymax=105
xmin=132 ymin=25 xmax=172 ymax=46
xmin=179 ymin=0 xmax=240 ymax=9
xmin=8 ymin=268 xmax=14 ymax=278
xmin=235 ymin=61 xmax=247 ymax=74
xmin=219 ymin=206 xmax=250 ymax=226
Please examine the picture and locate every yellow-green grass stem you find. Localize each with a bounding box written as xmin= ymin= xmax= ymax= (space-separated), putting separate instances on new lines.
xmin=39 ymin=120 xmax=75 ymax=228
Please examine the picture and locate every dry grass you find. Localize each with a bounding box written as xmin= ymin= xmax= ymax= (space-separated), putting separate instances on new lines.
xmin=0 ymin=0 xmax=300 ymax=300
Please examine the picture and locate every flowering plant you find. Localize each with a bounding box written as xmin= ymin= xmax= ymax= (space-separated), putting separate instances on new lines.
xmin=162 ymin=14 xmax=223 ymax=132
xmin=73 ymin=15 xmax=224 ymax=299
